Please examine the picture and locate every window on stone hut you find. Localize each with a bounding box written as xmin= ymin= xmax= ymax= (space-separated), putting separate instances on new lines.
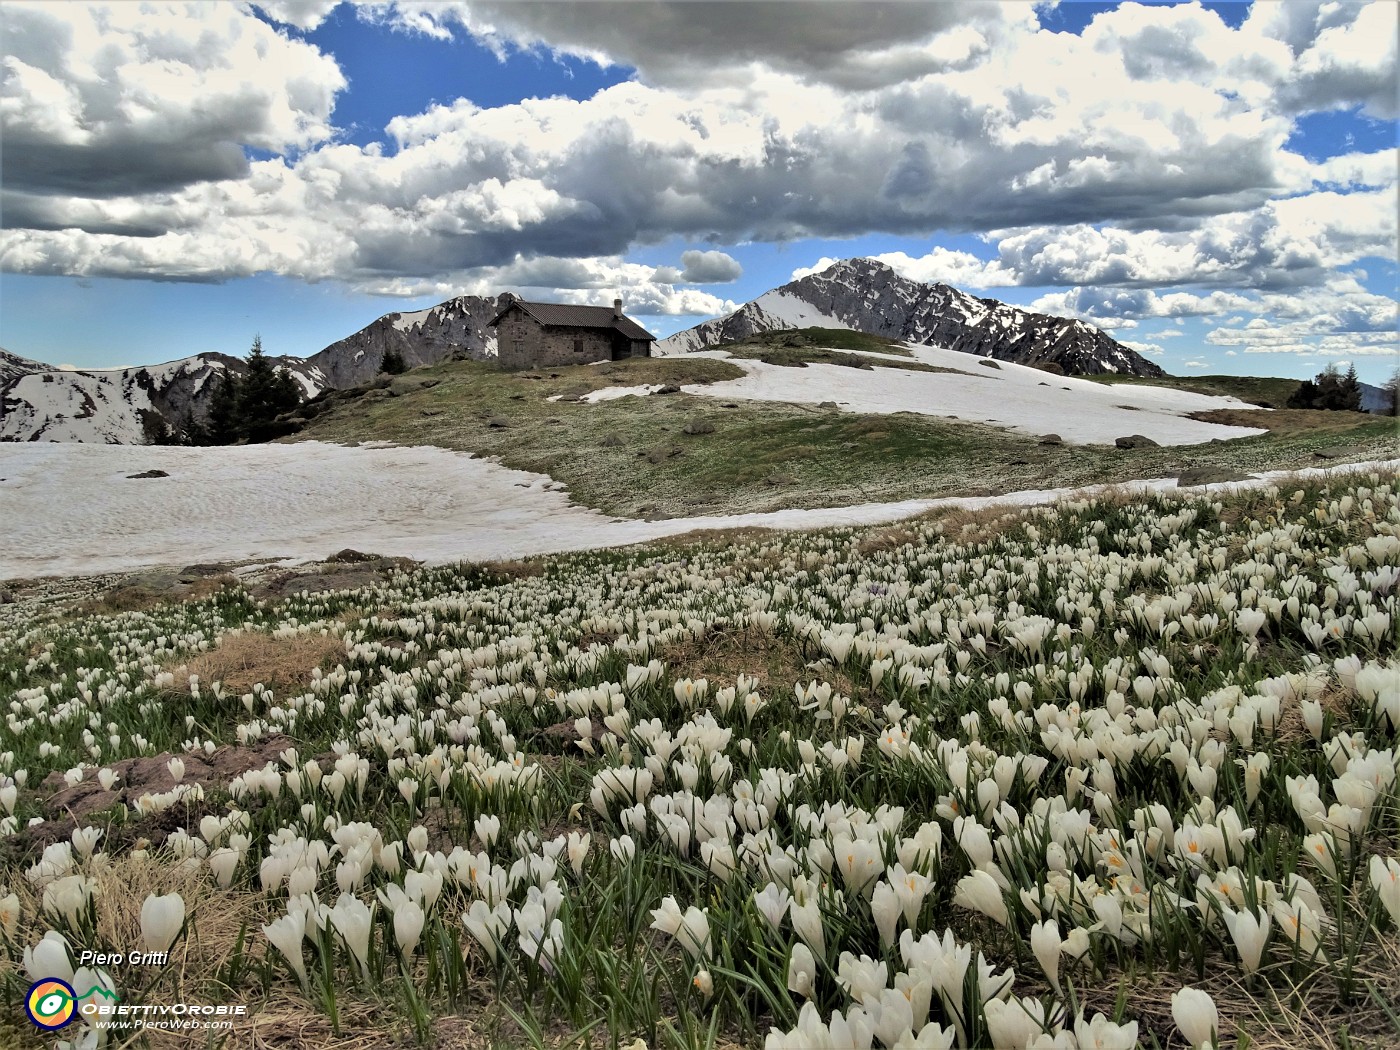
xmin=574 ymin=338 xmax=583 ymax=353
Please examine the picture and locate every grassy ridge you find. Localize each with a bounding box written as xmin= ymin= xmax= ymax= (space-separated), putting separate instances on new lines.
xmin=290 ymin=354 xmax=1397 ymax=519
xmin=1083 ymin=372 xmax=1303 ymax=407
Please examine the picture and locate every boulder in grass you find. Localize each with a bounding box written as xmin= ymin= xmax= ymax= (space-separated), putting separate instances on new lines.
xmin=682 ymin=418 xmax=716 ymax=435
xmin=1115 ymin=434 xmax=1159 ymax=449
xmin=388 ymin=375 xmax=440 ymax=396
xmin=646 ymin=445 xmax=684 ymax=464
xmin=1038 ymin=434 xmax=1063 ymax=446
xmin=1313 ymin=444 xmax=1366 ymax=461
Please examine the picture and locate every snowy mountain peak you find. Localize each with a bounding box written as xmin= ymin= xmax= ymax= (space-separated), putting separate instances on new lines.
xmin=658 ymin=258 xmax=1166 ymax=378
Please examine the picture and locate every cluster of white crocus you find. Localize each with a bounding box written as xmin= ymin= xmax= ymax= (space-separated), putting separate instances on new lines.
xmin=0 ymin=471 xmax=1395 ymax=1046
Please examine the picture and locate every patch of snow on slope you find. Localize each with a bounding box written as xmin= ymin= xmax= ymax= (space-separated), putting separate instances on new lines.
xmin=3 ymin=442 xmax=1394 ymax=579
xmin=547 ymin=384 xmax=666 ymax=403
xmin=581 ymin=384 xmax=666 ymax=402
xmin=676 ymin=346 xmax=1265 ymax=446
xmin=392 ymin=307 xmax=435 ymax=332
xmin=749 ymin=290 xmax=850 ymax=330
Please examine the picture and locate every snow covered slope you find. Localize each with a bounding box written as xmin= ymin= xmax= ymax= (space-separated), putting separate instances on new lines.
xmin=4 ymin=440 xmax=1392 ymax=579
xmin=657 ymin=258 xmax=1165 ymax=377
xmin=669 ymin=344 xmax=1260 ymax=445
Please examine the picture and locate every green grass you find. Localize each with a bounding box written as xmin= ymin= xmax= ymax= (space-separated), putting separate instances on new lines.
xmin=289 ymin=356 xmax=1398 ymax=520
xmin=719 ymin=326 xmax=914 ymax=356
xmin=1083 ymin=372 xmax=1303 ymax=408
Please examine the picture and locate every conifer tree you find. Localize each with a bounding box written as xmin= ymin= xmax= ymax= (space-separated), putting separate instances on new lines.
xmin=205 ymin=370 xmax=242 ymax=444
xmin=380 ymin=347 xmax=407 ymax=375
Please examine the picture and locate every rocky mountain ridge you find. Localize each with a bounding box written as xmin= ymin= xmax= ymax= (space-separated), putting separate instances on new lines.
xmin=0 ymin=296 xmax=508 ymax=443
xmin=657 ymin=258 xmax=1167 ymax=377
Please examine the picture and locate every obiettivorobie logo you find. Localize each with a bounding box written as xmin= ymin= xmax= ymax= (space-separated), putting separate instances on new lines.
xmin=24 ymin=979 xmax=120 ymax=1031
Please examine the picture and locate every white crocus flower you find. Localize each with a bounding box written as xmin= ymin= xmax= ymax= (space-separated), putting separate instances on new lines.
xmin=1220 ymin=907 xmax=1270 ymax=974
xmin=394 ymin=900 xmax=425 ymax=957
xmin=1171 ymin=987 xmax=1218 ymax=1049
xmin=1370 ymin=855 xmax=1400 ymax=926
xmin=139 ymin=893 xmax=185 ymax=953
xmin=261 ymin=910 xmax=308 ymax=987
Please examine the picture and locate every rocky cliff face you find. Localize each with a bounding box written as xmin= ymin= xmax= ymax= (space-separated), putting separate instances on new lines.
xmin=658 ymin=258 xmax=1166 ymax=377
xmin=305 ymin=294 xmax=506 ymax=388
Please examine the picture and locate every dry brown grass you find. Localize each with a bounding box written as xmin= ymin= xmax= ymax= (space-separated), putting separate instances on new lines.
xmin=1225 ymin=931 xmax=1400 ymax=1050
xmin=79 ymin=575 xmax=239 ymax=616
xmin=856 ymin=524 xmax=920 ymax=555
xmin=1066 ymin=925 xmax=1400 ymax=1050
xmin=174 ymin=630 xmax=343 ymax=695
xmin=0 ymin=856 xmax=271 ymax=1049
xmin=915 ymin=502 xmax=1028 ymax=546
xmin=635 ymin=525 xmax=782 ymax=553
xmin=1272 ymin=685 xmax=1355 ymax=745
xmin=658 ymin=623 xmax=854 ymax=698
xmin=1189 ymin=407 xmax=1379 ymax=436
xmin=489 ymin=559 xmax=546 ymax=580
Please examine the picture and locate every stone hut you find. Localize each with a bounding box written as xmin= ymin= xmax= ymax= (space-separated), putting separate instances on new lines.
xmin=488 ymin=295 xmax=656 ymax=370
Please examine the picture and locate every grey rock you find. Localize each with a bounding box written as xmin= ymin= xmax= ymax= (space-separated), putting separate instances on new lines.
xmin=1314 ymin=444 xmax=1367 ymax=460
xmin=1115 ymin=434 xmax=1159 ymax=449
xmin=682 ymin=418 xmax=716 ymax=435
xmin=819 ymin=400 xmax=839 ymax=409
xmin=126 ymin=469 xmax=169 ymax=479
xmin=1038 ymin=434 xmax=1063 ymax=446
xmin=388 ymin=375 xmax=440 ymax=396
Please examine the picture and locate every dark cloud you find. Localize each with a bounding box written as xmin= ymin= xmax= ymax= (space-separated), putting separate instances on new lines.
xmin=413 ymin=1 xmax=1028 ymax=89
xmin=678 ymin=249 xmax=741 ymax=283
xmin=0 ymin=2 xmax=343 ymax=200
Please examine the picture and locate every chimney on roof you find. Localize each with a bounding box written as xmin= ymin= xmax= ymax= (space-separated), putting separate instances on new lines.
xmin=613 ymin=298 xmax=623 ymax=319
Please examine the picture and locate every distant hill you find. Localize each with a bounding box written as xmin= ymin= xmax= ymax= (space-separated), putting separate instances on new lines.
xmin=1 ymin=352 xmax=324 ymax=444
xmin=0 ymin=295 xmax=512 ymax=443
xmin=657 ymin=258 xmax=1167 ymax=377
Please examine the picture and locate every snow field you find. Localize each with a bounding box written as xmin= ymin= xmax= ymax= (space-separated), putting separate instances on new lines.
xmin=666 ymin=346 xmax=1267 ymax=446
xmin=3 ymin=440 xmax=1395 ymax=580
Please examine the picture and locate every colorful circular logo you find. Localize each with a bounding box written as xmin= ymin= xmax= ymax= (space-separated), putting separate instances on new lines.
xmin=25 ymin=979 xmax=77 ymax=1030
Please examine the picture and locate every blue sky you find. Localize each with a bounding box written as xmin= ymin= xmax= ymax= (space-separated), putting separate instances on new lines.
xmin=1 ymin=1 xmax=1396 ymax=382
